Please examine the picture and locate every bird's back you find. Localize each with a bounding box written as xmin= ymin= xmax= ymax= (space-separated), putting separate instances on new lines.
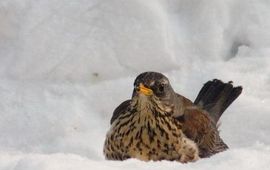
xmin=175 ymin=79 xmax=242 ymax=157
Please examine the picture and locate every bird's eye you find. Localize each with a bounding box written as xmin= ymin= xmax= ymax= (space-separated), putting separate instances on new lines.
xmin=158 ymin=83 xmax=165 ymax=92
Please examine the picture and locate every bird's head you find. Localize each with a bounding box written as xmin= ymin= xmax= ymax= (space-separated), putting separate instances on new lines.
xmin=132 ymin=72 xmax=176 ymax=114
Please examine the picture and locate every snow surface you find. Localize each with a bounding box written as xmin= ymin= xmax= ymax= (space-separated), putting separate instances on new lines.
xmin=1 ymin=0 xmax=270 ymax=169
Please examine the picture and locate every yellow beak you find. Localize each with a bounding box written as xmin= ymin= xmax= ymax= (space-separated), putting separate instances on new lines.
xmin=139 ymin=83 xmax=153 ymax=96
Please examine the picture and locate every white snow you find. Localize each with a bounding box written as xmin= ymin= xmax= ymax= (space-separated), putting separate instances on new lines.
xmin=0 ymin=0 xmax=270 ymax=169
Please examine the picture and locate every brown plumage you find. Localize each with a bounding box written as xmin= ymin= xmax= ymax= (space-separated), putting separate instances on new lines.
xmin=104 ymin=72 xmax=242 ymax=162
xmin=176 ymin=79 xmax=242 ymax=157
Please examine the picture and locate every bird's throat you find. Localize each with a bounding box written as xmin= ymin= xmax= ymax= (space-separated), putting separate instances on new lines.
xmin=131 ymin=95 xmax=168 ymax=120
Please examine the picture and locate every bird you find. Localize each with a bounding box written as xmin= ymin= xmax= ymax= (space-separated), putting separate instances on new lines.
xmin=103 ymin=72 xmax=242 ymax=162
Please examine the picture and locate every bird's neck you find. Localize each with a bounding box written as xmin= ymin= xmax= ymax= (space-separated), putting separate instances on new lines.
xmin=131 ymin=96 xmax=170 ymax=120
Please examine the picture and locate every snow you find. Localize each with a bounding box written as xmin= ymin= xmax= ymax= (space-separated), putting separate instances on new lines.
xmin=0 ymin=0 xmax=270 ymax=169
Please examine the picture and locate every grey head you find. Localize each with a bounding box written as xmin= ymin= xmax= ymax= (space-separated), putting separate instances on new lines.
xmin=110 ymin=72 xmax=183 ymax=124
xmin=132 ymin=72 xmax=177 ymax=114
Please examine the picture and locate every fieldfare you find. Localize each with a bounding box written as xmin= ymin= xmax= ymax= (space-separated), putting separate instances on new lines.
xmin=104 ymin=72 xmax=242 ymax=163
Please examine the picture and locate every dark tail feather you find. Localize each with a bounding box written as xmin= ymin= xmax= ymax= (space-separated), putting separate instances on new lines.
xmin=194 ymin=79 xmax=242 ymax=124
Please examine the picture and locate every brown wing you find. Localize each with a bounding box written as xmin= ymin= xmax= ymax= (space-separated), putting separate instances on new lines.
xmin=173 ymin=79 xmax=242 ymax=157
xmin=179 ymin=106 xmax=228 ymax=158
xmin=110 ymin=100 xmax=131 ymax=124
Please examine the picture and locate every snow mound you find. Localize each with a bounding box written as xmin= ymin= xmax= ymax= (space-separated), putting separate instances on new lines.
xmin=0 ymin=0 xmax=270 ymax=169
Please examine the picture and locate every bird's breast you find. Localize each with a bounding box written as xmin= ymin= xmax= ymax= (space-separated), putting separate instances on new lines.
xmin=104 ymin=104 xmax=184 ymax=161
